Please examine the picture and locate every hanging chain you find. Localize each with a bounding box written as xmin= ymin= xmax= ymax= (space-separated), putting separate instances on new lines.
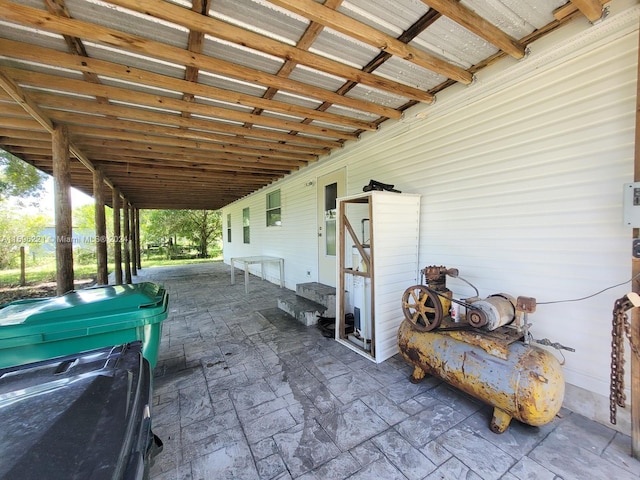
xmin=610 ymin=296 xmax=640 ymax=424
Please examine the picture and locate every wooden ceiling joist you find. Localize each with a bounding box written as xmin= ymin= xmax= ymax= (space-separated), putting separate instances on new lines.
xmin=42 ymin=106 xmax=347 ymax=150
xmin=0 ymin=39 xmax=384 ymax=129
xmin=419 ymin=0 xmax=526 ymax=59
xmin=79 ymin=149 xmax=308 ymax=171
xmin=0 ymin=67 xmax=102 ymax=184
xmin=67 ymin=124 xmax=331 ymax=155
xmin=43 ymin=0 xmax=108 ymax=105
xmin=98 ymin=166 xmax=281 ymax=182
xmin=105 ymin=0 xmax=434 ymax=103
xmin=240 ymin=0 xmax=344 ymax=133
xmin=88 ymin=156 xmax=293 ymax=175
xmin=18 ymin=86 xmax=357 ymax=142
xmin=73 ymin=136 xmax=317 ymax=163
xmin=0 ymin=0 xmax=604 ymax=210
xmin=0 ymin=0 xmax=401 ymax=120
xmin=570 ymin=0 xmax=606 ymax=22
xmin=53 ymin=112 xmax=341 ymax=151
xmin=267 ymin=0 xmax=473 ymax=85
xmin=181 ymin=0 xmax=211 ymax=115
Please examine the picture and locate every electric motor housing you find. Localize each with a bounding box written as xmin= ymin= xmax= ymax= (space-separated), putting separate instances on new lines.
xmin=467 ymin=294 xmax=516 ymax=331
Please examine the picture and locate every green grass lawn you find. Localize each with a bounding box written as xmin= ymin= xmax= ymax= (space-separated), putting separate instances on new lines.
xmin=0 ymin=256 xmax=222 ymax=286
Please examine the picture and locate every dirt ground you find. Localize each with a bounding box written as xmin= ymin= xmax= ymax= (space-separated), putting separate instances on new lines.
xmin=0 ymin=278 xmax=97 ymax=305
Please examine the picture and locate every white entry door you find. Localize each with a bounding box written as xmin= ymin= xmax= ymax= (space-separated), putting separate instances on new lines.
xmin=317 ymin=168 xmax=345 ymax=286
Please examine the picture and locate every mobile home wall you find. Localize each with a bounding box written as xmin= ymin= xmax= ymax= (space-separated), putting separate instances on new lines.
xmin=222 ymin=2 xmax=639 ymax=431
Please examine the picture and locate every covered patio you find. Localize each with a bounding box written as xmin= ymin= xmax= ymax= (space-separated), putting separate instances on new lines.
xmin=2 ymin=0 xmax=640 ymax=475
xmin=139 ymin=262 xmax=639 ymax=480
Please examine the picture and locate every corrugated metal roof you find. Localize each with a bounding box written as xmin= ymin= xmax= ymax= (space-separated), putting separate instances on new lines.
xmin=0 ymin=0 xmax=612 ymax=209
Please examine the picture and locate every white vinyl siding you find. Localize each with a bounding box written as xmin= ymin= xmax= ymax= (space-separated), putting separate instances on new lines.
xmin=222 ymin=5 xmax=638 ymax=429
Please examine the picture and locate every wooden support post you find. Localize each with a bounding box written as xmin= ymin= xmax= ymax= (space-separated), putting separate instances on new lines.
xmin=135 ymin=208 xmax=142 ymax=270
xmin=131 ymin=204 xmax=137 ymax=277
xmin=93 ymin=168 xmax=108 ymax=285
xmin=123 ymin=200 xmax=132 ymax=284
xmin=19 ymin=246 xmax=25 ymax=286
xmin=631 ymin=26 xmax=640 ymax=460
xmin=52 ymin=124 xmax=74 ymax=295
xmin=112 ymin=189 xmax=123 ymax=285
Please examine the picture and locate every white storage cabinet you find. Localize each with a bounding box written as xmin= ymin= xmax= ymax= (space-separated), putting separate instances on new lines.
xmin=336 ymin=191 xmax=421 ymax=363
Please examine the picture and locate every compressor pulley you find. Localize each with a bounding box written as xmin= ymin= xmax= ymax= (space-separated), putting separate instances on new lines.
xmin=401 ymin=284 xmax=486 ymax=331
xmin=401 ymin=266 xmax=525 ymax=333
xmin=401 ymin=285 xmax=443 ymax=331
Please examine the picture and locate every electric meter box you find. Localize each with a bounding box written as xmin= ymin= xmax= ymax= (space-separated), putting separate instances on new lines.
xmin=623 ymin=182 xmax=640 ymax=227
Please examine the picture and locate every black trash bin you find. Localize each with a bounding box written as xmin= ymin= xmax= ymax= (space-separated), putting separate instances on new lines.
xmin=0 ymin=341 xmax=162 ymax=479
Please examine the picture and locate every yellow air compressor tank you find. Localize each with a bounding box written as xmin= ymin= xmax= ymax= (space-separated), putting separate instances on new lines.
xmin=397 ymin=320 xmax=565 ymax=433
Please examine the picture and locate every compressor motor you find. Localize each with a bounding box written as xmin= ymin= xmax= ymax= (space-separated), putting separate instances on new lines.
xmin=398 ymin=266 xmax=569 ymax=434
xmin=401 ymin=265 xmax=536 ymax=335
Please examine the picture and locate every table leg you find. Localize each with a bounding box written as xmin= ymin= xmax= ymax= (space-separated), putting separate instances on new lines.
xmin=230 ymin=258 xmax=236 ymax=285
xmin=279 ymin=259 xmax=284 ymax=288
xmin=244 ymin=262 xmax=249 ymax=295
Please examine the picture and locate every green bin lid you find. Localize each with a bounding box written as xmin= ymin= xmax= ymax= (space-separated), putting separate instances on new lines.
xmin=0 ymin=282 xmax=168 ymax=349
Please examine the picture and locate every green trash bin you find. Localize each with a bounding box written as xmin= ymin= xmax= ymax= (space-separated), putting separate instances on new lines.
xmin=0 ymin=282 xmax=169 ymax=370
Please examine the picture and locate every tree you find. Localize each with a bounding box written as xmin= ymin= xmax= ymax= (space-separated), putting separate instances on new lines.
xmin=0 ymin=150 xmax=47 ymax=201
xmin=72 ymin=203 xmax=115 ymax=265
xmin=141 ymin=210 xmax=185 ymax=250
xmin=0 ymin=204 xmax=49 ymax=269
xmin=141 ymin=210 xmax=222 ymax=258
xmin=183 ymin=210 xmax=222 ymax=258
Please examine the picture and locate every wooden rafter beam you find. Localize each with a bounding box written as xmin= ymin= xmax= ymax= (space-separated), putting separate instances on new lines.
xmin=71 ymin=134 xmax=318 ymax=162
xmin=570 ymin=0 xmax=605 ymax=22
xmin=43 ymin=0 xmax=110 ymax=105
xmin=554 ymin=0 xmax=607 ymax=21
xmin=47 ymin=110 xmax=342 ymax=150
xmin=67 ymin=124 xmax=332 ymax=155
xmin=0 ymin=67 xmax=108 ymax=186
xmin=7 ymin=67 xmax=362 ymax=140
xmin=0 ymin=39 xmax=383 ymax=129
xmin=419 ymin=0 xmax=525 ymax=59
xmin=0 ymin=0 xmax=400 ymax=119
xmin=77 ymin=150 xmax=308 ymax=170
xmin=103 ymin=0 xmax=433 ymax=103
xmin=0 ymin=71 xmax=53 ymax=132
xmin=95 ymin=164 xmax=282 ymax=181
xmin=87 ymin=155 xmax=294 ymax=175
xmin=243 ymin=0 xmax=343 ymax=130
xmin=0 ymin=113 xmax=335 ymax=153
xmin=303 ymin=7 xmax=443 ymax=128
xmin=25 ymin=91 xmax=356 ymax=144
xmin=182 ymin=0 xmax=211 ymax=117
xmin=266 ymin=0 xmax=472 ymax=84
xmin=28 ymin=94 xmax=356 ymax=144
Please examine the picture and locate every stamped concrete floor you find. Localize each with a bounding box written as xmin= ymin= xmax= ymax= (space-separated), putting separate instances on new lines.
xmin=137 ymin=262 xmax=640 ymax=480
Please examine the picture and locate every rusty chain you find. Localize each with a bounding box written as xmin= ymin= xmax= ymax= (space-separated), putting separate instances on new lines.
xmin=610 ymin=297 xmax=640 ymax=424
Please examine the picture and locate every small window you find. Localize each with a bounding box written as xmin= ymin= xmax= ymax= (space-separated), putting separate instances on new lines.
xmin=266 ymin=190 xmax=281 ymax=227
xmin=226 ymin=214 xmax=231 ymax=243
xmin=243 ymin=207 xmax=250 ymax=244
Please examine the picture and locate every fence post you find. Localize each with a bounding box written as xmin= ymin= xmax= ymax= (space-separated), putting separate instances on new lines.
xmin=19 ymin=246 xmax=25 ymax=286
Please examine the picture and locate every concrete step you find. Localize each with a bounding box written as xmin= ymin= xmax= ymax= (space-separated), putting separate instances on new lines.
xmin=295 ymin=282 xmax=336 ymax=318
xmin=277 ymin=289 xmax=328 ymax=327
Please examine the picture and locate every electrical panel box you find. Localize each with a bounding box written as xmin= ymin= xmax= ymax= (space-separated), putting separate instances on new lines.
xmin=623 ymin=183 xmax=640 ymax=227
